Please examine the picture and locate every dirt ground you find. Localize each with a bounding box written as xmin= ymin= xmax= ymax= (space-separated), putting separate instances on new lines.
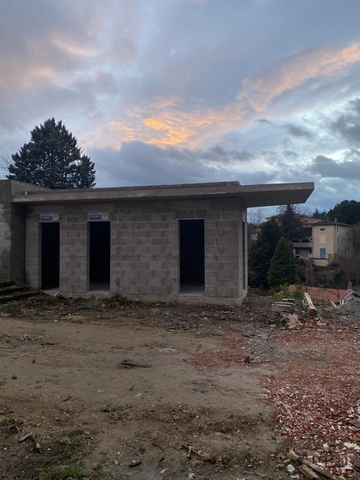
xmin=0 ymin=293 xmax=359 ymax=480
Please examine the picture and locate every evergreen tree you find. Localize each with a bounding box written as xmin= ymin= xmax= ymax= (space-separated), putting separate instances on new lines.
xmin=248 ymin=219 xmax=282 ymax=289
xmin=312 ymin=208 xmax=327 ymax=220
xmin=278 ymin=204 xmax=306 ymax=241
xmin=267 ymin=237 xmax=298 ymax=289
xmin=327 ymin=200 xmax=360 ymax=225
xmin=7 ymin=118 xmax=96 ymax=189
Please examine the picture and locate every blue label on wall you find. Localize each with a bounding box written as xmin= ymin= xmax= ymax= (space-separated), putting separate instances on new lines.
xmin=88 ymin=213 xmax=109 ymax=221
xmin=40 ymin=214 xmax=59 ymax=222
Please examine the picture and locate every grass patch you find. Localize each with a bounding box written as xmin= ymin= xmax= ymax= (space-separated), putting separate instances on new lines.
xmin=0 ymin=416 xmax=15 ymax=426
xmin=63 ymin=434 xmax=85 ymax=462
xmin=72 ymin=296 xmax=88 ymax=305
xmin=103 ymin=292 xmax=130 ymax=306
xmin=0 ymin=304 xmax=20 ymax=316
xmin=37 ymin=463 xmax=91 ymax=480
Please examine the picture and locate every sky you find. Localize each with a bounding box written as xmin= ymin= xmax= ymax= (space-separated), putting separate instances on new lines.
xmin=1 ymin=0 xmax=360 ymax=217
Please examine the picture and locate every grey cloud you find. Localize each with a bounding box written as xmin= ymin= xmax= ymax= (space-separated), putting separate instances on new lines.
xmin=0 ymin=84 xmax=95 ymax=136
xmin=0 ymin=68 xmax=122 ymax=138
xmin=91 ymin=141 xmax=257 ymax=188
xmin=198 ymin=146 xmax=254 ymax=163
xmin=258 ymin=149 xmax=282 ymax=166
xmin=285 ymin=123 xmax=313 ymax=139
xmin=0 ymin=1 xmax=99 ymax=92
xmin=282 ymin=150 xmax=299 ymax=160
xmin=343 ymin=148 xmax=360 ymax=162
xmin=235 ymin=171 xmax=279 ymax=185
xmin=109 ymin=37 xmax=138 ymax=64
xmin=92 ymin=141 xmax=231 ymax=187
xmin=310 ymin=176 xmax=360 ymax=212
xmin=330 ymin=98 xmax=360 ymax=144
xmin=310 ymin=154 xmax=360 ymax=180
xmin=257 ymin=118 xmax=272 ymax=125
xmin=1 ymin=0 xmax=360 ymax=218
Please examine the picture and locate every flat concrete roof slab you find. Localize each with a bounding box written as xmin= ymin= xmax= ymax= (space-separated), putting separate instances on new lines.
xmin=237 ymin=182 xmax=314 ymax=207
xmin=10 ymin=180 xmax=314 ymax=208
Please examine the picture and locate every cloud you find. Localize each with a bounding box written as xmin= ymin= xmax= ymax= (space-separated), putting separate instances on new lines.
xmin=236 ymin=43 xmax=360 ymax=119
xmin=282 ymin=150 xmax=299 ymax=160
xmin=285 ymin=123 xmax=313 ymax=139
xmin=0 ymin=1 xmax=101 ymax=93
xmin=1 ymin=0 xmax=360 ymax=217
xmin=96 ymin=41 xmax=360 ymax=151
xmin=330 ymin=98 xmax=360 ymax=143
xmin=309 ymin=152 xmax=360 ymax=180
xmin=92 ymin=140 xmax=256 ymax=187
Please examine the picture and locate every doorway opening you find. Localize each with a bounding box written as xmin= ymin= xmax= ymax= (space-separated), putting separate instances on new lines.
xmin=242 ymin=220 xmax=246 ymax=289
xmin=89 ymin=221 xmax=110 ymax=290
xmin=179 ymin=219 xmax=205 ymax=293
xmin=41 ymin=223 xmax=60 ymax=290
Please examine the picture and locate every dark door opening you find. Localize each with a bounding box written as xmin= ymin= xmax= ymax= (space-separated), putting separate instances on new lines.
xmin=89 ymin=221 xmax=110 ymax=290
xmin=41 ymin=223 xmax=60 ymax=290
xmin=179 ymin=219 xmax=205 ymax=293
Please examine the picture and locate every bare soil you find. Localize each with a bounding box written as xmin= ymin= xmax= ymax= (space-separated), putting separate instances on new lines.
xmin=0 ymin=293 xmax=358 ymax=479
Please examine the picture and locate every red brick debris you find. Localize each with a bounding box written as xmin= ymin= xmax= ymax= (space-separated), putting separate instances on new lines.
xmin=186 ymin=317 xmax=360 ymax=478
xmin=185 ymin=336 xmax=252 ymax=369
xmin=262 ymin=318 xmax=360 ymax=478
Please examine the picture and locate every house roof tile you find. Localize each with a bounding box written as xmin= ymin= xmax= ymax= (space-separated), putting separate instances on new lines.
xmin=304 ymin=286 xmax=360 ymax=303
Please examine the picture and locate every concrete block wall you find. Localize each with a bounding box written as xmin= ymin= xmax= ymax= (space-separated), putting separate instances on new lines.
xmin=27 ymin=203 xmax=93 ymax=294
xmin=111 ymin=200 xmax=178 ymax=298
xmin=61 ymin=214 xmax=88 ymax=293
xmin=0 ymin=203 xmax=11 ymax=282
xmin=25 ymin=196 xmax=246 ymax=304
xmin=25 ymin=211 xmax=40 ymax=288
xmin=10 ymin=205 xmax=26 ymax=281
xmin=0 ymin=181 xmax=27 ymax=283
xmin=204 ymin=199 xmax=244 ymax=302
xmin=26 ymin=204 xmax=66 ymax=289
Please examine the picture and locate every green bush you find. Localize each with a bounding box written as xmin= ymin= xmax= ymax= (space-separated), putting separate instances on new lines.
xmin=270 ymin=284 xmax=304 ymax=301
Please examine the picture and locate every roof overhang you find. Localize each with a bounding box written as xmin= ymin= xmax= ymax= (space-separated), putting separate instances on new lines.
xmin=237 ymin=182 xmax=314 ymax=208
xmin=10 ymin=181 xmax=314 ymax=207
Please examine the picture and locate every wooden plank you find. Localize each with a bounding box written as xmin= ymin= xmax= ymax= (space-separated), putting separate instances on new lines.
xmin=304 ymin=292 xmax=318 ymax=317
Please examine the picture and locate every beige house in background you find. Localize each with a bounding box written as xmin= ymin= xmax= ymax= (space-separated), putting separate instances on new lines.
xmin=292 ymin=241 xmax=312 ymax=261
xmin=312 ymin=220 xmax=353 ymax=266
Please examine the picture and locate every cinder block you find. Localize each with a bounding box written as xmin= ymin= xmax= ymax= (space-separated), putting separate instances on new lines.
xmin=152 ymin=238 xmax=169 ymax=246
xmin=271 ymin=303 xmax=294 ymax=313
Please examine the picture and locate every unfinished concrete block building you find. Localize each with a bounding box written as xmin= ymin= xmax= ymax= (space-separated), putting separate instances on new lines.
xmin=0 ymin=180 xmax=313 ymax=305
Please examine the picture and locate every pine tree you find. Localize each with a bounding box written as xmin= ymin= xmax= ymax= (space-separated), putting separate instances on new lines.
xmin=248 ymin=219 xmax=282 ymax=289
xmin=312 ymin=208 xmax=327 ymax=220
xmin=278 ymin=204 xmax=306 ymax=241
xmin=7 ymin=118 xmax=96 ymax=189
xmin=267 ymin=237 xmax=298 ymax=289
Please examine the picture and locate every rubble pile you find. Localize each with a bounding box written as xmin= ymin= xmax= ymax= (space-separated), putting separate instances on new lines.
xmin=332 ymin=298 xmax=360 ymax=323
xmin=263 ymin=316 xmax=360 ymax=478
